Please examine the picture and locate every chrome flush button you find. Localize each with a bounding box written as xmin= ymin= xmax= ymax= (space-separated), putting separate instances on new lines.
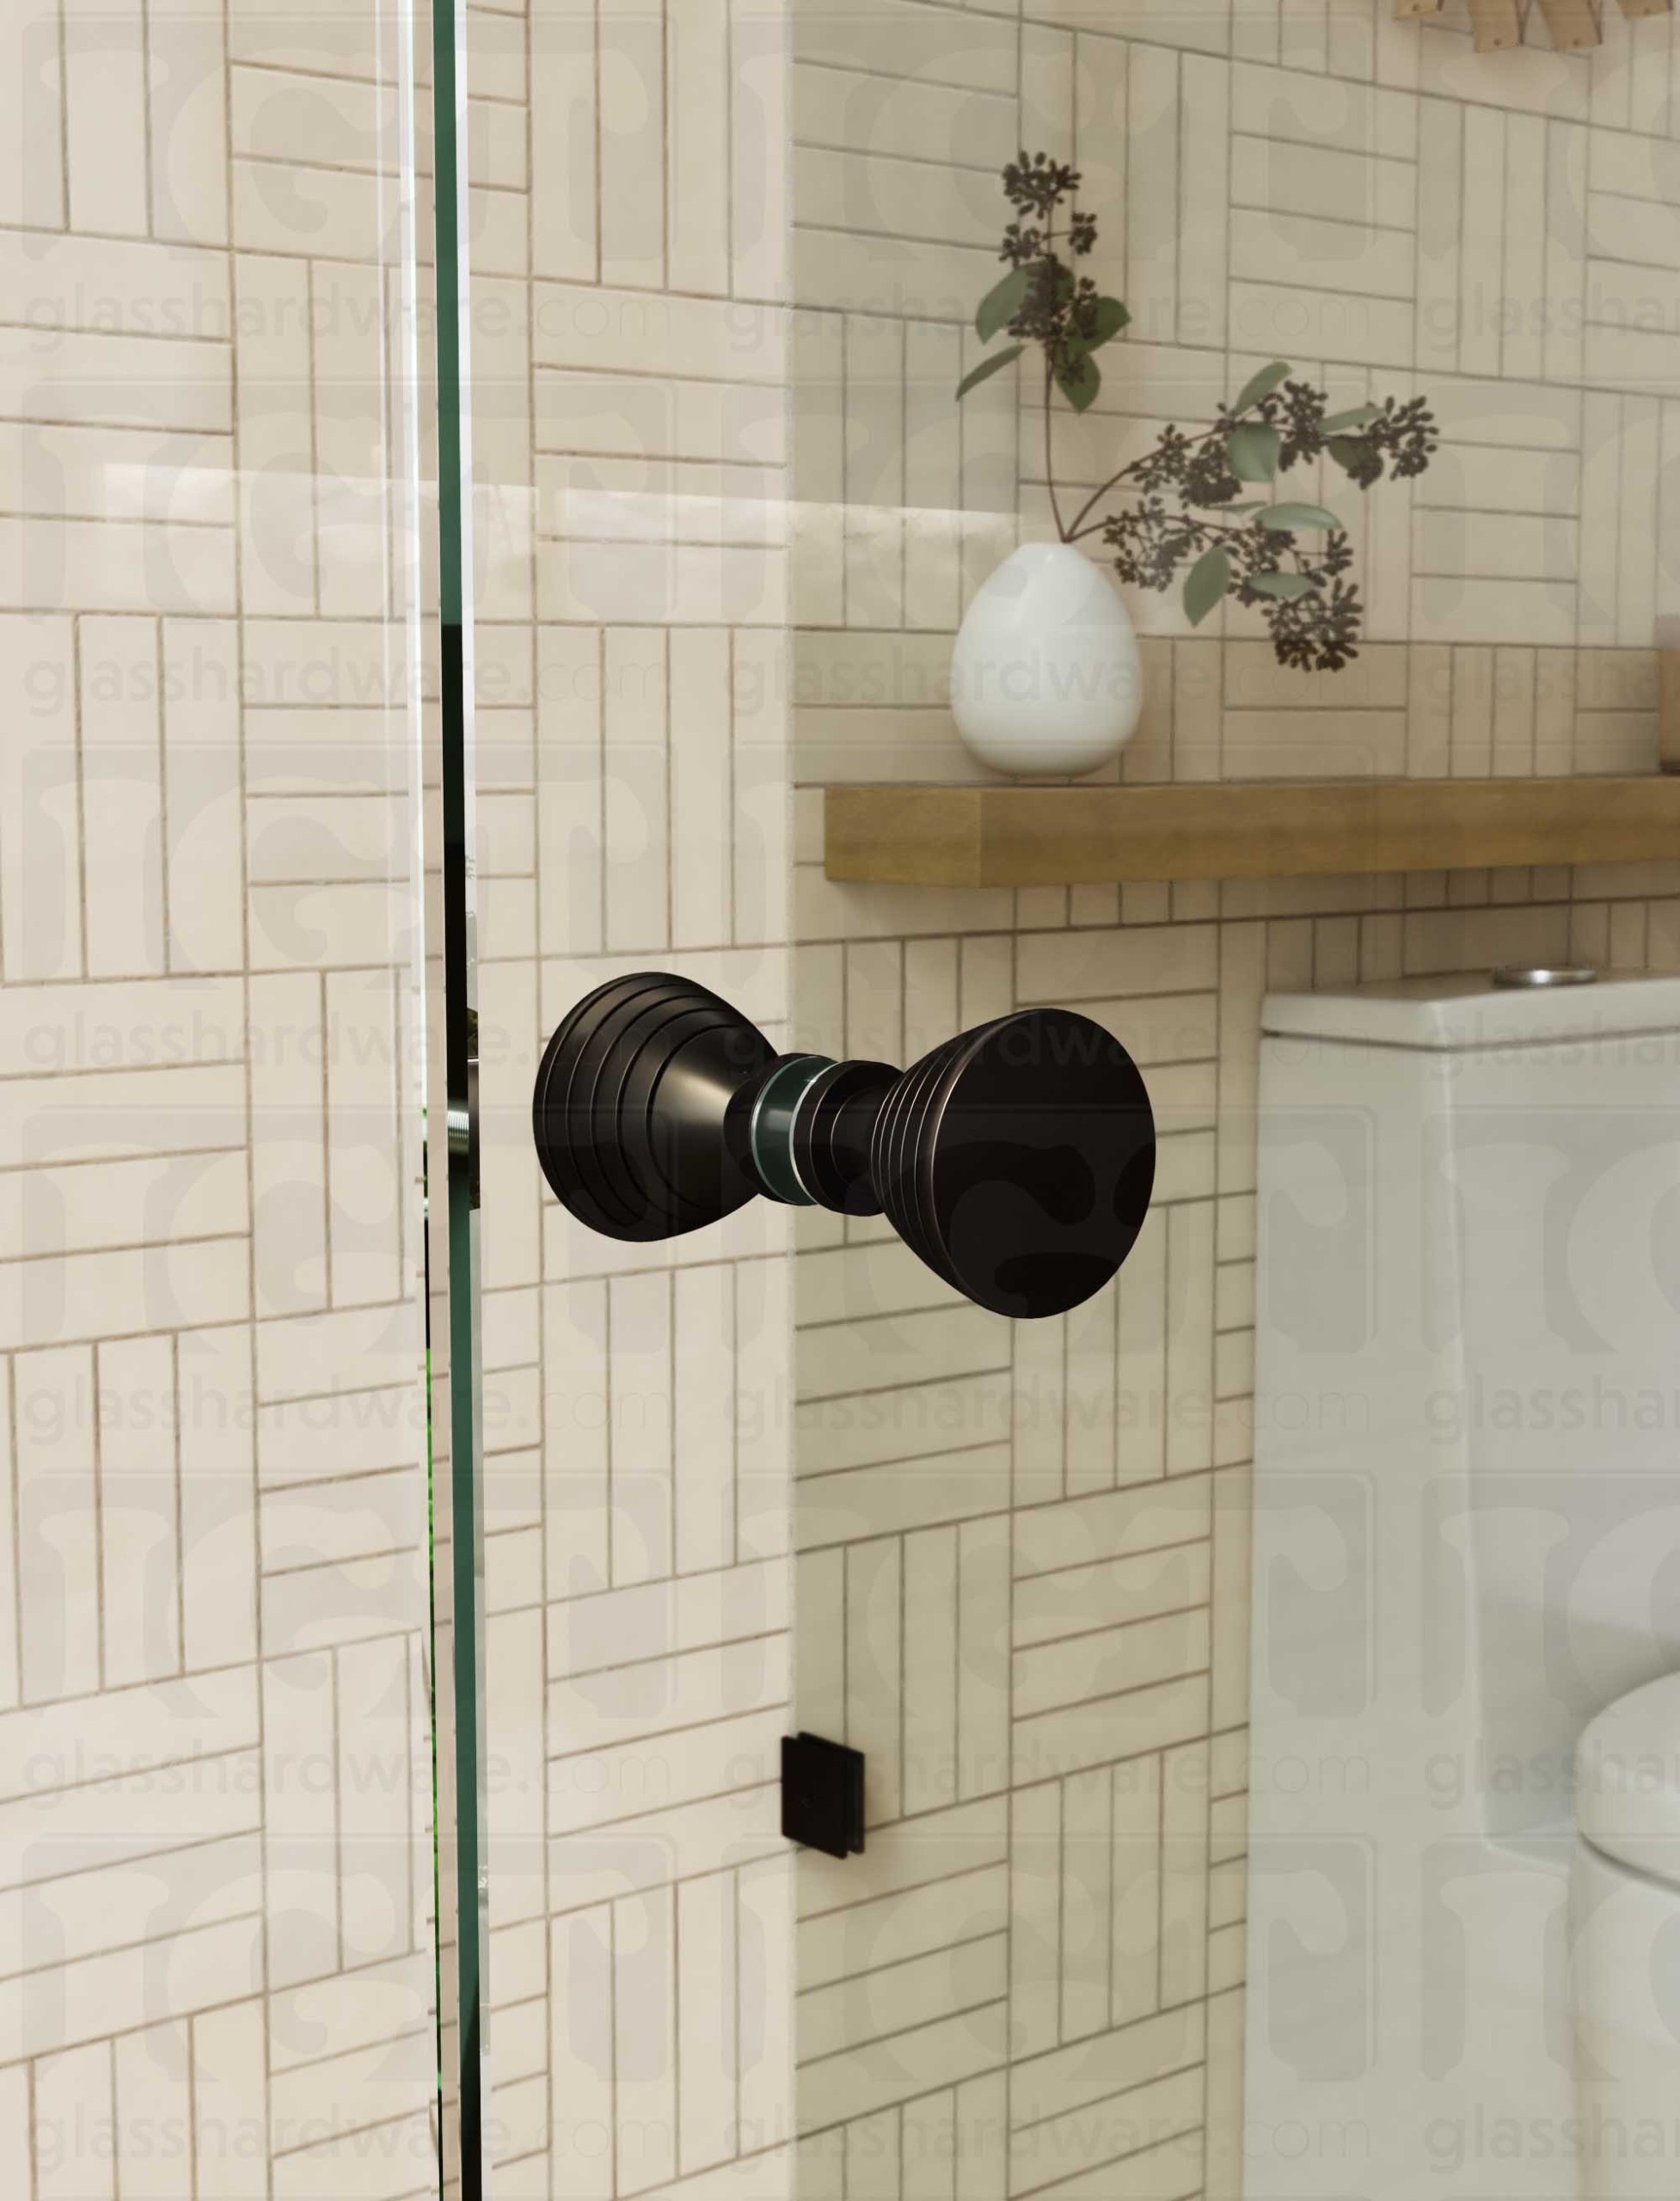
xmin=1490 ymin=966 xmax=1599 ymax=989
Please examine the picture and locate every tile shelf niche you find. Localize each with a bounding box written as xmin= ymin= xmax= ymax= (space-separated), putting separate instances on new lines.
xmin=824 ymin=777 xmax=1680 ymax=889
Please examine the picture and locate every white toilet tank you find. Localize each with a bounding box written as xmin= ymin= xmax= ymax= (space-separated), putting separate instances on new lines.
xmin=1245 ymin=972 xmax=1680 ymax=2201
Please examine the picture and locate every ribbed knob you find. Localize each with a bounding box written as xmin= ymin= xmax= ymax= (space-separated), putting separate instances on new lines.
xmin=531 ymin=972 xmax=774 ymax=1242
xmin=868 ymin=1010 xmax=1155 ymax=1320
xmin=533 ymin=977 xmax=1156 ymax=1319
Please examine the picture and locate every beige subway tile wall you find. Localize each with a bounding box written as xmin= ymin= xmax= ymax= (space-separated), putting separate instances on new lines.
xmin=38 ymin=1 xmax=1680 ymax=2197
xmin=468 ymin=0 xmax=800 ymax=2192
xmin=3 ymin=3 xmax=438 ymax=2195
xmin=29 ymin=0 xmax=1667 ymax=2190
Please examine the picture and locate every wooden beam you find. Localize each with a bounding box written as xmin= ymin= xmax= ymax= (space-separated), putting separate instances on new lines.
xmin=1467 ymin=0 xmax=1524 ymax=44
xmin=1538 ymin=0 xmax=1603 ymax=44
xmin=823 ymin=779 xmax=1680 ymax=890
xmin=1618 ymin=0 xmax=1671 ymax=18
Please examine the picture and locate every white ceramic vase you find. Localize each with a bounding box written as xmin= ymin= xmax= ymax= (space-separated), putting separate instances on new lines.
xmin=950 ymin=541 xmax=1144 ymax=778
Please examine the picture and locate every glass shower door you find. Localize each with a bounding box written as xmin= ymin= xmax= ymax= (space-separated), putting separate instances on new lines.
xmin=446 ymin=0 xmax=798 ymax=2189
xmin=448 ymin=0 xmax=1238 ymax=2188
xmin=3 ymin=3 xmax=450 ymax=2194
xmin=450 ymin=5 xmax=1680 ymax=2201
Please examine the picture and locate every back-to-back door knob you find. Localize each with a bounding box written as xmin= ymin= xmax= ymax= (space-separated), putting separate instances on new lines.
xmin=531 ymin=972 xmax=1156 ymax=1320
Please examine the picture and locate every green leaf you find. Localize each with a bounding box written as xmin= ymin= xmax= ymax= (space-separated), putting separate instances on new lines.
xmin=955 ymin=343 xmax=1024 ymax=401
xmin=1183 ymin=546 xmax=1232 ymax=628
xmin=1327 ymin=435 xmax=1376 ymax=478
xmin=1247 ymin=572 xmax=1317 ymax=603
xmin=1231 ymin=360 xmax=1292 ymax=415
xmin=1056 ymin=347 xmax=1101 ymax=413
xmin=1258 ymin=502 xmax=1346 ymax=534
xmin=1227 ymin=423 xmax=1281 ymax=483
xmin=1321 ymin=402 xmax=1382 ymax=432
xmin=976 ymin=267 xmax=1032 ymax=344
xmin=1087 ymin=296 xmax=1131 ymax=351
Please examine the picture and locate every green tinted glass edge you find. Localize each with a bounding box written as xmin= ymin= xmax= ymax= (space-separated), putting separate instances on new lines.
xmin=430 ymin=0 xmax=486 ymax=2191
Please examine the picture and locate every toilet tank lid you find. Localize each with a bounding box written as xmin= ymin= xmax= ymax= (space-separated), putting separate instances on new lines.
xmin=1261 ymin=971 xmax=1680 ymax=1051
xmin=1575 ymin=1675 xmax=1680 ymax=1883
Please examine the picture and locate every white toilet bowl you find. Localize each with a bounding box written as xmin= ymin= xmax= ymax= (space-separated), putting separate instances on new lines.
xmin=1572 ymin=1674 xmax=1680 ymax=2198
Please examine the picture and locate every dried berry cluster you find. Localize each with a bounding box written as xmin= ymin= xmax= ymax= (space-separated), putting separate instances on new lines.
xmin=958 ymin=155 xmax=1439 ymax=673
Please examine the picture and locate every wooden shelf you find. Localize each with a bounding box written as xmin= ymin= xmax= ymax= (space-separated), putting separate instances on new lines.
xmin=824 ymin=776 xmax=1680 ymax=889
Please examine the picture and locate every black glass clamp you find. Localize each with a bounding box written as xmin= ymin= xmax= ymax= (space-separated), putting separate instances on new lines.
xmin=531 ymin=972 xmax=1156 ymax=1321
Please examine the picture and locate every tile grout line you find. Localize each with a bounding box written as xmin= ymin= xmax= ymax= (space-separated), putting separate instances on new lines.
xmin=213 ymin=0 xmax=276 ymax=2162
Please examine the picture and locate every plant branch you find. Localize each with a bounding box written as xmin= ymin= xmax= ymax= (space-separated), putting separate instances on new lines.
xmin=1038 ymin=202 xmax=1068 ymax=542
xmin=1045 ymin=359 xmax=1066 ymax=542
xmin=958 ymin=152 xmax=1438 ymax=671
xmin=1063 ymin=418 xmax=1235 ymax=543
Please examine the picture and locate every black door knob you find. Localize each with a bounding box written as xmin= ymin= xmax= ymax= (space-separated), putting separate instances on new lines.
xmin=531 ymin=972 xmax=1156 ymax=1321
